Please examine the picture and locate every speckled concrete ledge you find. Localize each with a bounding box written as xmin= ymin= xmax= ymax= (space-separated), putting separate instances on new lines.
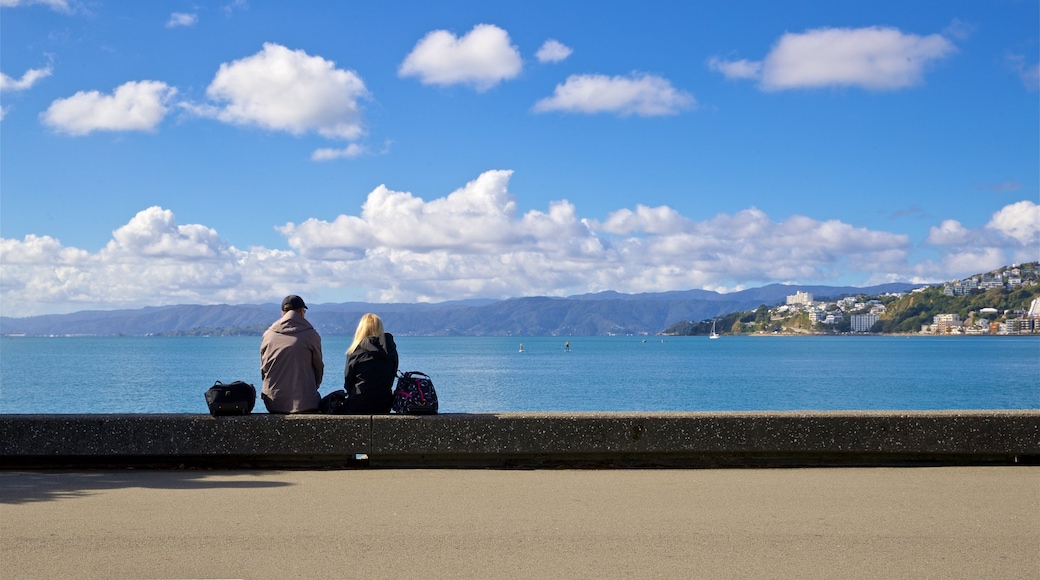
xmin=2 ymin=411 xmax=1038 ymax=468
xmin=0 ymin=414 xmax=371 ymax=468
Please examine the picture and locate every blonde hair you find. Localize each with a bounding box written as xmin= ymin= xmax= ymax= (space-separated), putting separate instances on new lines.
xmin=348 ymin=313 xmax=385 ymax=354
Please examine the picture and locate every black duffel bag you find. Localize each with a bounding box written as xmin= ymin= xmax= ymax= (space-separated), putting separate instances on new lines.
xmin=204 ymin=380 xmax=256 ymax=416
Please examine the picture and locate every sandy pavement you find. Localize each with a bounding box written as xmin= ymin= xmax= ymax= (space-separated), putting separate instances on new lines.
xmin=2 ymin=467 xmax=1037 ymax=579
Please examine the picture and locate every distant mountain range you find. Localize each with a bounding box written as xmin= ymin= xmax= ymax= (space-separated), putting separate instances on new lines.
xmin=0 ymin=283 xmax=920 ymax=337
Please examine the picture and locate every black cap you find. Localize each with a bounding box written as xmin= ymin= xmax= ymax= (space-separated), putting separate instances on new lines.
xmin=281 ymin=295 xmax=307 ymax=312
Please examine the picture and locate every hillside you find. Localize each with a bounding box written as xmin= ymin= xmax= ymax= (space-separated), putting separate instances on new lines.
xmin=664 ymin=262 xmax=1039 ymax=336
xmin=879 ymin=283 xmax=1040 ymax=334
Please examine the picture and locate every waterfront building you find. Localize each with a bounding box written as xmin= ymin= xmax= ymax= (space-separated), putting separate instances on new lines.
xmin=933 ymin=313 xmax=962 ymax=334
xmin=1006 ymin=318 xmax=1037 ymax=335
xmin=851 ymin=313 xmax=880 ymax=332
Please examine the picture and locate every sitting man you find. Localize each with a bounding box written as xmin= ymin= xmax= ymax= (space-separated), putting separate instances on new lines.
xmin=260 ymin=295 xmax=324 ymax=413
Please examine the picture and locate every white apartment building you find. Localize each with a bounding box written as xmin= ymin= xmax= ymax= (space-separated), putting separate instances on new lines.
xmin=786 ymin=291 xmax=813 ymax=306
xmin=851 ymin=313 xmax=880 ymax=332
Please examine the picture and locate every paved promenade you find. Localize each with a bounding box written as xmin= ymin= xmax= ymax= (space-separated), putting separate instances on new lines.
xmin=2 ymin=467 xmax=1037 ymax=579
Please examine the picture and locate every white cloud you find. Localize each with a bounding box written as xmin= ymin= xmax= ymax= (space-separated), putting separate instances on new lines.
xmin=598 ymin=205 xmax=692 ymax=235
xmin=0 ymin=0 xmax=70 ymax=11
xmin=278 ymin=170 xmax=910 ymax=301
xmin=0 ymin=66 xmax=53 ymax=92
xmin=906 ymin=245 xmax=1012 ymax=285
xmin=279 ymin=170 xmax=527 ymax=256
xmin=399 ymin=24 xmax=522 ymax=91
xmin=0 ymin=234 xmax=88 ymax=265
xmin=533 ymin=73 xmax=694 ymax=116
xmin=536 ymin=39 xmax=573 ymax=63
xmin=709 ymin=26 xmax=956 ymax=91
xmin=41 ymin=80 xmax=176 ymax=135
xmin=187 ymin=43 xmax=369 ymax=140
xmin=706 ymin=57 xmax=760 ymax=80
xmin=3 ymin=177 xmax=1036 ymax=317
xmin=106 ymin=206 xmax=228 ymax=258
xmin=166 ymin=12 xmax=198 ymax=28
xmin=311 ymin=143 xmax=366 ymax=161
xmin=919 ymin=201 xmax=1040 ymax=277
xmin=925 ymin=219 xmax=972 ymax=246
xmin=0 ymin=208 xmax=298 ymax=313
xmin=926 ymin=201 xmax=1040 ymax=249
xmin=987 ymin=200 xmax=1040 ymax=246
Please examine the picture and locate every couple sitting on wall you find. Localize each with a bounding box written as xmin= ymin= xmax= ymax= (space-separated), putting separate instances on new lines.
xmin=259 ymin=295 xmax=397 ymax=414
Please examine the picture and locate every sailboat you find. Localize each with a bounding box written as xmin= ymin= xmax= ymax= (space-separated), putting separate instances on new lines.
xmin=709 ymin=320 xmax=720 ymax=339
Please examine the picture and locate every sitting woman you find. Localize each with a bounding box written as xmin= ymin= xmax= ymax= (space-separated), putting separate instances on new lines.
xmin=342 ymin=313 xmax=399 ymax=414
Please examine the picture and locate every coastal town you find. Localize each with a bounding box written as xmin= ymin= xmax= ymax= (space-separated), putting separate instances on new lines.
xmin=744 ymin=263 xmax=1039 ymax=336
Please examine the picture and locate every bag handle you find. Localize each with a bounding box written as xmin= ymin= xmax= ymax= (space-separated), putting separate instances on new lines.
xmin=397 ymin=371 xmax=430 ymax=380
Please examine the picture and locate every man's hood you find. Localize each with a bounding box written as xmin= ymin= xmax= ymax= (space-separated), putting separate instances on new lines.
xmin=268 ymin=311 xmax=315 ymax=335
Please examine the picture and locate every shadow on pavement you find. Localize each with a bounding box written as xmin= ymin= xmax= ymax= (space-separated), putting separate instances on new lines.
xmin=0 ymin=470 xmax=293 ymax=505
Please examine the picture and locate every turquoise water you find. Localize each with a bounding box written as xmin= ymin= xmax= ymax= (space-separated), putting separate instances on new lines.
xmin=1 ymin=335 xmax=1037 ymax=413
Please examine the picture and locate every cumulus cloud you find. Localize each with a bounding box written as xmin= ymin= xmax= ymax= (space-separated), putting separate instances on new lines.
xmin=598 ymin=205 xmax=693 ymax=236
xmin=0 ymin=234 xmax=88 ymax=265
xmin=278 ymin=170 xmax=911 ymax=301
xmin=41 ymin=80 xmax=176 ymax=135
xmin=166 ymin=12 xmax=197 ymax=28
xmin=709 ymin=26 xmax=956 ymax=91
xmin=106 ymin=206 xmax=228 ymax=258
xmin=1 ymin=209 xmax=233 ymax=311
xmin=186 ymin=43 xmax=369 ymax=140
xmin=533 ymin=73 xmax=694 ymax=116
xmin=279 ymin=170 xmax=528 ymax=256
xmin=3 ymin=175 xmax=1036 ymax=316
xmin=921 ymin=201 xmax=1040 ymax=276
xmin=987 ymin=200 xmax=1040 ymax=246
xmin=925 ymin=219 xmax=972 ymax=246
xmin=926 ymin=201 xmax=1040 ymax=249
xmin=0 ymin=65 xmax=53 ymax=92
xmin=0 ymin=207 xmax=308 ymax=313
xmin=536 ymin=39 xmax=573 ymax=63
xmin=399 ymin=24 xmax=522 ymax=91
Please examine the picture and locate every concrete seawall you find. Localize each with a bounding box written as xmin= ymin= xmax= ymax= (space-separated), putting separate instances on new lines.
xmin=2 ymin=411 xmax=1038 ymax=468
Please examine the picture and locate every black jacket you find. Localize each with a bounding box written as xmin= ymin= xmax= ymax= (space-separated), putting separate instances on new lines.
xmin=343 ymin=333 xmax=399 ymax=413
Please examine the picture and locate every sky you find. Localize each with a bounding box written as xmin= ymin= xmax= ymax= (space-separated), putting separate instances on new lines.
xmin=1 ymin=0 xmax=1038 ymax=317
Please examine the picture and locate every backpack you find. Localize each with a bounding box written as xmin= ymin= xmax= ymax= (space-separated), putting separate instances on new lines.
xmin=319 ymin=390 xmax=349 ymax=414
xmin=392 ymin=371 xmax=438 ymax=415
xmin=204 ymin=380 xmax=256 ymax=416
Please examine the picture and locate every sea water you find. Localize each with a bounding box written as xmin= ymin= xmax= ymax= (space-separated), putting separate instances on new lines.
xmin=0 ymin=335 xmax=1037 ymax=414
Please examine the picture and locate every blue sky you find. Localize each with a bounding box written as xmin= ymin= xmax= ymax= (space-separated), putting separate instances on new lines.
xmin=1 ymin=0 xmax=1037 ymax=317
